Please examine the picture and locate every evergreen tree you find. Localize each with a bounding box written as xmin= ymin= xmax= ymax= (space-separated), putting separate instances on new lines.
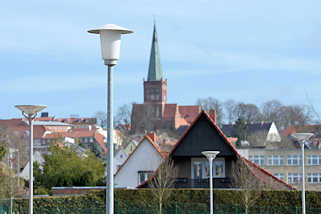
xmin=233 ymin=118 xmax=248 ymax=147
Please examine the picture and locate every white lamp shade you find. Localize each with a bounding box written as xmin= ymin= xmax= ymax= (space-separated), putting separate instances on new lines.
xmin=88 ymin=24 xmax=133 ymax=65
xmin=202 ymin=151 xmax=220 ymax=159
xmin=291 ymin=133 xmax=314 ymax=141
xmin=100 ymin=30 xmax=121 ymax=62
xmin=15 ymin=105 xmax=47 ymax=116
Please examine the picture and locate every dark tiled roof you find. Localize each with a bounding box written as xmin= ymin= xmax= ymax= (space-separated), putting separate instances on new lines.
xmin=221 ymin=122 xmax=273 ymax=137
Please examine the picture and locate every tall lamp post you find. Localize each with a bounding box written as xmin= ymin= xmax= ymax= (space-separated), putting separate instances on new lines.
xmin=15 ymin=105 xmax=47 ymax=214
xmin=291 ymin=133 xmax=313 ymax=214
xmin=88 ymin=24 xmax=133 ymax=214
xmin=202 ymin=151 xmax=220 ymax=214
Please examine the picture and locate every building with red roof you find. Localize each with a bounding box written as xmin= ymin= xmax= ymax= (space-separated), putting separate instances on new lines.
xmin=138 ymin=111 xmax=294 ymax=190
xmin=131 ymin=25 xmax=200 ymax=134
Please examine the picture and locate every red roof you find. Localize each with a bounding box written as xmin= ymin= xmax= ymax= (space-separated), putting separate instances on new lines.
xmin=178 ymin=105 xmax=201 ymax=124
xmin=0 ymin=119 xmax=28 ymax=136
xmin=94 ymin=132 xmax=107 ymax=153
xmin=138 ymin=111 xmax=295 ymax=190
xmin=66 ymin=127 xmax=97 ymax=138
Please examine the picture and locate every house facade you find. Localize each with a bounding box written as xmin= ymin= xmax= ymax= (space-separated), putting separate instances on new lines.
xmin=114 ymin=135 xmax=163 ymax=188
xmin=139 ymin=111 xmax=293 ymax=190
xmin=240 ymin=148 xmax=321 ymax=190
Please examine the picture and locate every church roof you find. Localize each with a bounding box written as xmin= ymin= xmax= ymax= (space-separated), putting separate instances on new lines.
xmin=147 ymin=24 xmax=163 ymax=81
xmin=178 ymin=105 xmax=201 ymax=124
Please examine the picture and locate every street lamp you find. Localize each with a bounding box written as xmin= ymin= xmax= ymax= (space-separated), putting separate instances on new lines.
xmin=202 ymin=151 xmax=220 ymax=214
xmin=291 ymin=133 xmax=313 ymax=214
xmin=15 ymin=105 xmax=46 ymax=214
xmin=88 ymin=24 xmax=133 ymax=214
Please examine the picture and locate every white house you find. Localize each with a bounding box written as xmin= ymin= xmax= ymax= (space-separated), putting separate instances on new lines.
xmin=114 ymin=135 xmax=163 ymax=188
xmin=19 ymin=151 xmax=44 ymax=180
xmin=114 ymin=148 xmax=128 ymax=172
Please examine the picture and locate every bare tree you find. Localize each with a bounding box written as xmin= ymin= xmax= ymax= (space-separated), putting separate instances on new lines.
xmin=261 ymin=100 xmax=282 ymax=123
xmin=278 ymin=105 xmax=312 ymax=130
xmin=94 ymin=111 xmax=107 ymax=128
xmin=114 ymin=104 xmax=132 ymax=130
xmin=232 ymin=159 xmax=262 ymax=214
xmin=149 ymin=159 xmax=176 ymax=214
xmin=224 ymin=99 xmax=237 ymax=123
xmin=233 ymin=103 xmax=262 ymax=123
xmin=196 ymin=97 xmax=224 ymax=124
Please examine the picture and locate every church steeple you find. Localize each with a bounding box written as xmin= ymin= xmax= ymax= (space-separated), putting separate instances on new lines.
xmin=147 ymin=24 xmax=163 ymax=81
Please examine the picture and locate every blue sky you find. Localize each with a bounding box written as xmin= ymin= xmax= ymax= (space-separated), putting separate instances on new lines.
xmin=1 ymin=0 xmax=321 ymax=119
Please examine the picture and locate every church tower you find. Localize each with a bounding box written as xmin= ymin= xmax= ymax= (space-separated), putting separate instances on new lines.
xmin=144 ymin=24 xmax=167 ymax=106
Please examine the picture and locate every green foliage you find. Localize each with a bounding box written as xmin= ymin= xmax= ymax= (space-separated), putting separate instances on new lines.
xmin=33 ymin=145 xmax=105 ymax=193
xmin=11 ymin=189 xmax=321 ymax=213
xmin=0 ymin=131 xmax=6 ymax=161
xmin=0 ymin=144 xmax=6 ymax=161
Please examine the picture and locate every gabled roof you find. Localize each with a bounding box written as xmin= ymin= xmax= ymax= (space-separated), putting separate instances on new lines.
xmin=138 ymin=111 xmax=295 ymax=190
xmin=147 ymin=24 xmax=163 ymax=81
xmin=114 ymin=135 xmax=162 ymax=176
xmin=221 ymin=122 xmax=273 ymax=137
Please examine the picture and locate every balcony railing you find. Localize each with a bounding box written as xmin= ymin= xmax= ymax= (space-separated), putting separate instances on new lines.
xmin=174 ymin=177 xmax=232 ymax=188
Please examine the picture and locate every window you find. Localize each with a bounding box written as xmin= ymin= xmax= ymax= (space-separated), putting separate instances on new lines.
xmin=273 ymin=173 xmax=285 ymax=181
xmin=307 ymin=155 xmax=321 ymax=166
xmin=287 ymin=155 xmax=302 ymax=166
xmin=307 ymin=173 xmax=321 ymax=184
xmin=138 ymin=171 xmax=154 ymax=184
xmin=214 ymin=160 xmax=225 ymax=177
xmin=288 ymin=173 xmax=302 ymax=184
xmin=191 ymin=158 xmax=225 ymax=179
xmin=249 ymin=155 xmax=264 ymax=166
xmin=268 ymin=155 xmax=284 ymax=166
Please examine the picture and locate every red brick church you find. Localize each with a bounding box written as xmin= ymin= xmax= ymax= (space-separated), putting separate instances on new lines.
xmin=131 ymin=25 xmax=200 ymax=134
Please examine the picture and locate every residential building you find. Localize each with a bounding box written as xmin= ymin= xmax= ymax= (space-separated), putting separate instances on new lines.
xmin=139 ymin=111 xmax=293 ymax=190
xmin=130 ymin=25 xmax=200 ymax=134
xmin=240 ymin=148 xmax=321 ymax=190
xmin=221 ymin=121 xmax=282 ymax=147
xmin=114 ymin=148 xmax=128 ymax=172
xmin=114 ymin=135 xmax=164 ymax=188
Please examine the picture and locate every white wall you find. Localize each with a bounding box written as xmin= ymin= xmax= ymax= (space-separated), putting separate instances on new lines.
xmin=114 ymin=138 xmax=162 ymax=188
xmin=267 ymin=122 xmax=281 ymax=142
xmin=114 ymin=149 xmax=128 ymax=172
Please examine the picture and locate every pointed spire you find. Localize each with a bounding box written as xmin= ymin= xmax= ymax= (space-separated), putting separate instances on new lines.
xmin=147 ymin=23 xmax=163 ymax=81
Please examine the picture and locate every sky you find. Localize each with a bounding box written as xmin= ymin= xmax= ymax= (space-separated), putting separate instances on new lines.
xmin=1 ymin=0 xmax=321 ymax=119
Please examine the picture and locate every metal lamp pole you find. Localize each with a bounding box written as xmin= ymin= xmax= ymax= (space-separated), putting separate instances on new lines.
xmin=202 ymin=151 xmax=220 ymax=214
xmin=15 ymin=105 xmax=46 ymax=214
xmin=291 ymin=133 xmax=313 ymax=214
xmin=88 ymin=24 xmax=133 ymax=214
xmin=301 ymin=141 xmax=306 ymax=214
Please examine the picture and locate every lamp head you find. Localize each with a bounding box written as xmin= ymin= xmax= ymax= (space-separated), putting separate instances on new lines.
xmin=202 ymin=151 xmax=220 ymax=160
xmin=291 ymin=133 xmax=314 ymax=142
xmin=88 ymin=24 xmax=133 ymax=66
xmin=15 ymin=105 xmax=47 ymax=117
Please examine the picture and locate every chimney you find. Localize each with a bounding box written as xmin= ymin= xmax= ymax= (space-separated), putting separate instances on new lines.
xmin=209 ymin=109 xmax=216 ymax=124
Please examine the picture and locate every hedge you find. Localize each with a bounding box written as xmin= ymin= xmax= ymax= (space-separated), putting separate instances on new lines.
xmin=10 ymin=189 xmax=321 ymax=212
